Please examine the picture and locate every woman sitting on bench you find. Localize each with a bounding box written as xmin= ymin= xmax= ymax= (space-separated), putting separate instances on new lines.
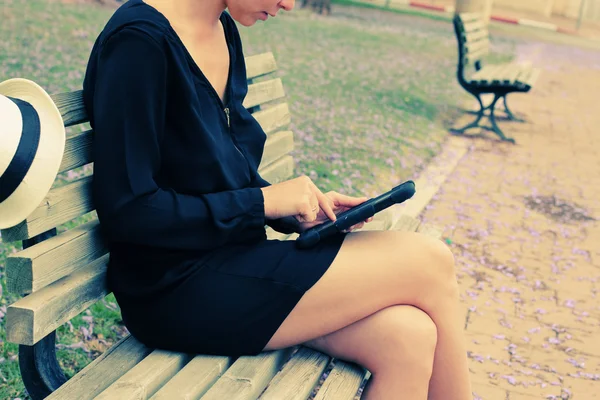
xmin=82 ymin=0 xmax=473 ymax=398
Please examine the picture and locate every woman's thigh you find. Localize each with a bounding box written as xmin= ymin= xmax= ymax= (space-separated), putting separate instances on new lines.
xmin=264 ymin=230 xmax=457 ymax=350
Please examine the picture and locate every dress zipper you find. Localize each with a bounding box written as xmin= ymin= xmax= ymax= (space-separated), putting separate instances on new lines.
xmin=224 ymin=107 xmax=230 ymax=127
xmin=225 ymin=107 xmax=245 ymax=158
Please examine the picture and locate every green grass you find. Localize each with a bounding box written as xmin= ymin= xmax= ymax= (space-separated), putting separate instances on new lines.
xmin=331 ymin=0 xmax=454 ymax=22
xmin=0 ymin=1 xmax=519 ymax=398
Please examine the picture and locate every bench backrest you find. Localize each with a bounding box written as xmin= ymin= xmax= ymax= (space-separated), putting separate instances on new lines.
xmin=453 ymin=12 xmax=490 ymax=71
xmin=3 ymin=52 xmax=294 ymax=346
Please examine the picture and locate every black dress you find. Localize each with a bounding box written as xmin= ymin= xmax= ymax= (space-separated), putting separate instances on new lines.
xmin=82 ymin=0 xmax=346 ymax=356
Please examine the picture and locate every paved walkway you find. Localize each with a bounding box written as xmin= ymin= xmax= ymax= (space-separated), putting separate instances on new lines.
xmin=488 ymin=5 xmax=600 ymax=41
xmin=420 ymin=40 xmax=600 ymax=398
xmin=413 ymin=0 xmax=600 ymax=41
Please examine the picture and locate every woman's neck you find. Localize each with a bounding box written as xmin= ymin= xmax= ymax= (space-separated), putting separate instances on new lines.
xmin=142 ymin=0 xmax=226 ymax=36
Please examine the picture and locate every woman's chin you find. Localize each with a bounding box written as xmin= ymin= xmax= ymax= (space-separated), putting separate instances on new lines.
xmin=229 ymin=12 xmax=261 ymax=27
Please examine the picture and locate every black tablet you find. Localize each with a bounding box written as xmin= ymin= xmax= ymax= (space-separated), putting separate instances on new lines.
xmin=295 ymin=180 xmax=416 ymax=249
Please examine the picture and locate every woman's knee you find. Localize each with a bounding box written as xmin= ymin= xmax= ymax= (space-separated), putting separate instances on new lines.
xmin=369 ymin=305 xmax=437 ymax=374
xmin=393 ymin=232 xmax=459 ymax=302
xmin=414 ymin=231 xmax=456 ymax=274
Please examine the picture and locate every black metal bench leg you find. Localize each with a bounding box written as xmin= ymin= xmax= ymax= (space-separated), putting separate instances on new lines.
xmin=487 ymin=95 xmax=516 ymax=143
xmin=19 ymin=332 xmax=68 ymax=399
xmin=502 ymin=95 xmax=526 ymax=122
xmin=451 ymin=93 xmax=485 ymax=134
xmin=19 ymin=229 xmax=68 ymax=400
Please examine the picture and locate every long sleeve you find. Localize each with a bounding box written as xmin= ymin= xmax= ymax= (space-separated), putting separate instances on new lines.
xmin=249 ymin=172 xmax=300 ymax=235
xmin=89 ymin=28 xmax=266 ymax=250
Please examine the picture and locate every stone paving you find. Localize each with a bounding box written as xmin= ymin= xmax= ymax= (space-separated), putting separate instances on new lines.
xmin=419 ymin=38 xmax=600 ymax=399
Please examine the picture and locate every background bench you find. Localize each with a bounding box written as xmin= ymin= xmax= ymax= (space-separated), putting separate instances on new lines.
xmin=3 ymin=51 xmax=443 ymax=400
xmin=451 ymin=12 xmax=541 ymax=143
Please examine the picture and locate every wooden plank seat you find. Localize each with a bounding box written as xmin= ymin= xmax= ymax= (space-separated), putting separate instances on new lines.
xmin=3 ymin=51 xmax=445 ymax=400
xmin=451 ymin=12 xmax=542 ymax=143
xmin=470 ymin=61 xmax=541 ymax=88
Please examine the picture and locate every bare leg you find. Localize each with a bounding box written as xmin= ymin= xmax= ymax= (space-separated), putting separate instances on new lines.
xmin=304 ymin=305 xmax=438 ymax=400
xmin=264 ymin=231 xmax=472 ymax=399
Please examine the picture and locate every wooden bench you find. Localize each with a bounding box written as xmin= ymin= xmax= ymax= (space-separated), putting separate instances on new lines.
xmin=451 ymin=12 xmax=541 ymax=143
xmin=3 ymin=51 xmax=443 ymax=400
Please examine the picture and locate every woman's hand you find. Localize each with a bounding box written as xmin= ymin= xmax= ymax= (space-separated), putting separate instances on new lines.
xmin=296 ymin=190 xmax=374 ymax=233
xmin=260 ymin=175 xmax=337 ymax=223
xmin=260 ymin=176 xmax=373 ymax=234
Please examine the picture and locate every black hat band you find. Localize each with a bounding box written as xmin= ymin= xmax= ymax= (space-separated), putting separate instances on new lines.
xmin=0 ymin=97 xmax=41 ymax=203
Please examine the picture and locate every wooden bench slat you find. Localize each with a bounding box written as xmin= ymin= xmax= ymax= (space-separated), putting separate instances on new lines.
xmin=484 ymin=64 xmax=509 ymax=81
xmin=517 ymin=67 xmax=541 ymax=87
xmin=59 ymin=129 xmax=93 ymax=173
xmin=200 ymin=349 xmax=294 ymax=400
xmin=463 ymin=27 xmax=488 ymax=44
xmin=243 ymin=78 xmax=286 ymax=109
xmin=462 ymin=19 xmax=486 ymax=34
xmin=150 ymin=355 xmax=233 ymax=400
xmin=355 ymin=207 xmax=394 ymax=232
xmin=391 ymin=213 xmax=421 ymax=232
xmin=265 ymin=226 xmax=294 ymax=241
xmin=6 ymin=254 xmax=108 ymax=346
xmin=313 ymin=361 xmax=367 ymax=400
xmin=502 ymin=64 xmax=523 ymax=84
xmin=515 ymin=60 xmax=532 ymax=71
xmin=465 ymin=46 xmax=489 ymax=64
xmin=252 ymin=102 xmax=291 ymax=134
xmin=527 ymin=68 xmax=541 ymax=87
xmin=45 ymin=335 xmax=152 ymax=400
xmin=465 ymin=38 xmax=489 ymax=55
xmin=6 ymin=219 xmax=106 ymax=295
xmin=490 ymin=63 xmax=513 ymax=82
xmin=458 ymin=12 xmax=481 ymax=23
xmin=491 ymin=63 xmax=519 ymax=83
xmin=0 ymin=175 xmax=94 ymax=242
xmin=50 ymin=91 xmax=87 ymax=128
xmin=470 ymin=62 xmax=540 ymax=89
xmin=259 ymin=155 xmax=294 ymax=185
xmin=245 ymin=52 xmax=277 ymax=80
xmin=375 ymin=208 xmax=394 ymax=230
xmin=416 ymin=222 xmax=444 ymax=240
xmin=260 ymin=347 xmax=331 ymax=400
xmin=95 ymin=350 xmax=193 ymax=399
xmin=505 ymin=64 xmax=527 ymax=83
xmin=356 ymin=219 xmax=387 ymax=232
xmin=259 ymin=130 xmax=294 ymax=170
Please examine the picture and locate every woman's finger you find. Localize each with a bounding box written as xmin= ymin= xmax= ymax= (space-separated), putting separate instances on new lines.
xmin=351 ymin=222 xmax=365 ymax=231
xmin=343 ymin=221 xmax=364 ymax=233
xmin=316 ymin=190 xmax=336 ymax=222
xmin=297 ymin=196 xmax=320 ymax=223
xmin=310 ymin=185 xmax=336 ymax=222
xmin=329 ymin=192 xmax=369 ymax=208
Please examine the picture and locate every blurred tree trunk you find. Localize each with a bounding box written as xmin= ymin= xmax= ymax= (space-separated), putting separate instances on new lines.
xmin=482 ymin=0 xmax=493 ymax=24
xmin=302 ymin=0 xmax=332 ymax=15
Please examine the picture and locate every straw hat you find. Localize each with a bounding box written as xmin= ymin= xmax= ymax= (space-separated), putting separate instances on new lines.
xmin=0 ymin=78 xmax=66 ymax=229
